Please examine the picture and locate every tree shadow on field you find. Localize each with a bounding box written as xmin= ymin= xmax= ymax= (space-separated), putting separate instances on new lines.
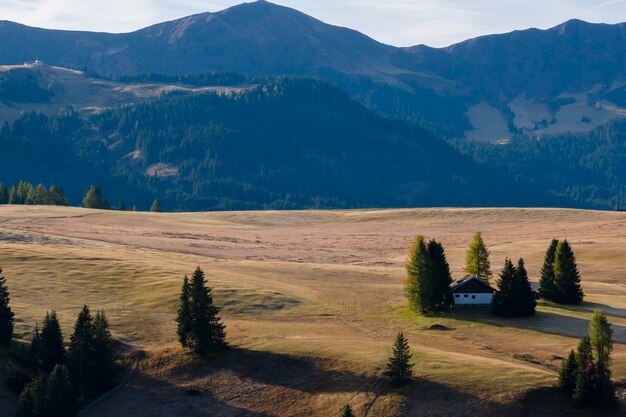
xmin=448 ymin=307 xmax=626 ymax=343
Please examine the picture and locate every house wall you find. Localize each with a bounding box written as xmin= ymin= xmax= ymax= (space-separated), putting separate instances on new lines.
xmin=453 ymin=292 xmax=492 ymax=305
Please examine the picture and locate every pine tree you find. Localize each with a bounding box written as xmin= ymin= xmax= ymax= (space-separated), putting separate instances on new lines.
xmin=29 ymin=324 xmax=42 ymax=369
xmin=187 ymin=267 xmax=227 ymax=356
xmin=340 ymin=404 xmax=356 ymax=417
xmin=426 ymin=239 xmax=454 ymax=311
xmin=44 ymin=364 xmax=76 ymax=417
xmin=176 ymin=276 xmax=193 ymax=348
xmin=150 ymin=198 xmax=161 ymax=212
xmin=588 ymin=310 xmax=616 ymax=409
xmin=15 ymin=375 xmax=46 ymax=417
xmin=92 ymin=310 xmax=116 ymax=395
xmin=553 ymin=240 xmax=584 ymax=304
xmin=514 ymin=259 xmax=536 ymax=316
xmin=48 ymin=186 xmax=69 ymax=206
xmin=81 ymin=186 xmax=109 ymax=209
xmin=539 ymin=239 xmax=559 ymax=301
xmin=491 ymin=258 xmax=516 ymax=317
xmin=40 ymin=311 xmax=65 ymax=373
xmin=573 ymin=336 xmax=595 ymax=408
xmin=118 ymin=199 xmax=126 ymax=211
xmin=68 ymin=305 xmax=97 ymax=400
xmin=0 ymin=183 xmax=8 ymax=204
xmin=463 ymin=232 xmax=492 ymax=281
xmin=0 ymin=267 xmax=15 ymax=346
xmin=404 ymin=235 xmax=428 ymax=312
xmin=558 ymin=350 xmax=577 ymax=396
xmin=385 ymin=332 xmax=414 ymax=386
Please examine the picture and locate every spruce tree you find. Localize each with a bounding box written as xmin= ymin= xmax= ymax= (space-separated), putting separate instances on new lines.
xmin=539 ymin=239 xmax=559 ymax=301
xmin=385 ymin=332 xmax=414 ymax=386
xmin=558 ymin=350 xmax=577 ymax=396
xmin=0 ymin=183 xmax=8 ymax=204
xmin=44 ymin=364 xmax=76 ymax=417
xmin=93 ymin=310 xmax=116 ymax=395
xmin=187 ymin=267 xmax=227 ymax=356
xmin=81 ymin=186 xmax=109 ymax=210
xmin=68 ymin=305 xmax=97 ymax=400
xmin=29 ymin=324 xmax=42 ymax=369
xmin=48 ymin=186 xmax=69 ymax=206
xmin=16 ymin=375 xmax=46 ymax=417
xmin=553 ymin=240 xmax=584 ymax=304
xmin=340 ymin=404 xmax=356 ymax=417
xmin=588 ymin=311 xmax=616 ymax=409
xmin=426 ymin=239 xmax=454 ymax=311
xmin=573 ymin=336 xmax=595 ymax=408
xmin=491 ymin=258 xmax=516 ymax=317
xmin=463 ymin=232 xmax=492 ymax=281
xmin=40 ymin=311 xmax=65 ymax=373
xmin=176 ymin=276 xmax=193 ymax=348
xmin=0 ymin=267 xmax=15 ymax=346
xmin=404 ymin=235 xmax=428 ymax=313
xmin=514 ymin=259 xmax=537 ymax=316
xmin=150 ymin=198 xmax=161 ymax=212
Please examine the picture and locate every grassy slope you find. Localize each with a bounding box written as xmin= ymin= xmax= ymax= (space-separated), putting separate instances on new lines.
xmin=1 ymin=206 xmax=625 ymax=416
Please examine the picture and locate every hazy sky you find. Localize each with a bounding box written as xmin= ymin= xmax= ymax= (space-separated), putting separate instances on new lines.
xmin=1 ymin=0 xmax=625 ymax=47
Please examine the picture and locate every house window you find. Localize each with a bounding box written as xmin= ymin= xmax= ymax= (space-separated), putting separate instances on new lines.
xmin=464 ymin=294 xmax=468 ymax=298
xmin=455 ymin=294 xmax=460 ymax=298
xmin=472 ymin=295 xmax=476 ymax=299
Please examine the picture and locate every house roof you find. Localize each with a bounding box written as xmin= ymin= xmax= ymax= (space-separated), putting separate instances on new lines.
xmin=450 ymin=275 xmax=496 ymax=293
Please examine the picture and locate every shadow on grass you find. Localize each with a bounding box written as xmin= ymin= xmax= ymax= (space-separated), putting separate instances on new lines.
xmin=86 ymin=347 xmax=625 ymax=417
xmin=447 ymin=307 xmax=626 ymax=343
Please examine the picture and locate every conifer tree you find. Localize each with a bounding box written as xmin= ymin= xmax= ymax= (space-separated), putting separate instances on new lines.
xmin=0 ymin=267 xmax=15 ymax=346
xmin=29 ymin=324 xmax=42 ymax=368
xmin=588 ymin=310 xmax=616 ymax=409
xmin=81 ymin=186 xmax=109 ymax=209
xmin=385 ymin=332 xmax=414 ymax=386
xmin=150 ymin=198 xmax=161 ymax=212
xmin=44 ymin=364 xmax=76 ymax=417
xmin=404 ymin=235 xmax=428 ymax=312
xmin=539 ymin=239 xmax=559 ymax=301
xmin=553 ymin=240 xmax=584 ymax=304
xmin=176 ymin=276 xmax=193 ymax=348
xmin=93 ymin=310 xmax=116 ymax=394
xmin=185 ymin=267 xmax=227 ymax=356
xmin=0 ymin=183 xmax=8 ymax=204
xmin=491 ymin=258 xmax=516 ymax=317
xmin=514 ymin=259 xmax=537 ymax=316
xmin=340 ymin=404 xmax=356 ymax=417
xmin=68 ymin=305 xmax=97 ymax=400
xmin=558 ymin=350 xmax=577 ymax=395
xmin=16 ymin=375 xmax=46 ymax=417
xmin=573 ymin=336 xmax=595 ymax=408
xmin=40 ymin=311 xmax=65 ymax=373
xmin=118 ymin=199 xmax=126 ymax=211
xmin=426 ymin=239 xmax=454 ymax=311
xmin=463 ymin=232 xmax=492 ymax=281
xmin=48 ymin=186 xmax=69 ymax=206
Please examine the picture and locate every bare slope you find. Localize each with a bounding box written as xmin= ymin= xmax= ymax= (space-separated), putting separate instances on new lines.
xmin=1 ymin=206 xmax=625 ymax=416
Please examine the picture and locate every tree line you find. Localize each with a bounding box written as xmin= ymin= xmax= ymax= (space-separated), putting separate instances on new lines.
xmin=0 ymin=181 xmax=68 ymax=206
xmin=0 ymin=266 xmax=117 ymax=417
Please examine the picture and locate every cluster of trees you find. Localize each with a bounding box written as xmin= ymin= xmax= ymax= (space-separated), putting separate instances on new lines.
xmin=176 ymin=267 xmax=227 ymax=356
xmin=404 ymin=236 xmax=454 ymax=313
xmin=539 ymin=239 xmax=584 ymax=304
xmin=0 ymin=266 xmax=117 ymax=416
xmin=558 ymin=311 xmax=616 ymax=409
xmin=81 ymin=185 xmax=159 ymax=212
xmin=0 ymin=181 xmax=68 ymax=206
xmin=16 ymin=306 xmax=116 ymax=417
xmin=491 ymin=258 xmax=536 ymax=317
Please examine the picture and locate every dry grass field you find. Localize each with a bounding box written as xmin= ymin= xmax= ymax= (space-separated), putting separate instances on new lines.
xmin=1 ymin=205 xmax=626 ymax=416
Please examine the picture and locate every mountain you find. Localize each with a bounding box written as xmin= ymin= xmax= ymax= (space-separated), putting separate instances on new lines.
xmin=0 ymin=78 xmax=552 ymax=210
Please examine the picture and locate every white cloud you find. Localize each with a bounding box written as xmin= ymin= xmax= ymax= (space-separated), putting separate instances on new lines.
xmin=0 ymin=0 xmax=625 ymax=45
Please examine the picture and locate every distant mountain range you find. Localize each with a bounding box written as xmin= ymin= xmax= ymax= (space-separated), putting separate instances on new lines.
xmin=2 ymin=1 xmax=626 ymax=140
xmin=1 ymin=1 xmax=626 ymax=210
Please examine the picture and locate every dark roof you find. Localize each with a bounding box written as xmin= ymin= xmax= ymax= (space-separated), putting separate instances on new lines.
xmin=530 ymin=282 xmax=540 ymax=292
xmin=450 ymin=275 xmax=496 ymax=293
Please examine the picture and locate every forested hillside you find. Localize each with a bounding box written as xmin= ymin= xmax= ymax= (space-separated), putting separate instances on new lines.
xmin=0 ymin=78 xmax=552 ymax=210
xmin=454 ymin=120 xmax=626 ymax=209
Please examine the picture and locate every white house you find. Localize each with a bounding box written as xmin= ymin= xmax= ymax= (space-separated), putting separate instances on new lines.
xmin=450 ymin=275 xmax=495 ymax=306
